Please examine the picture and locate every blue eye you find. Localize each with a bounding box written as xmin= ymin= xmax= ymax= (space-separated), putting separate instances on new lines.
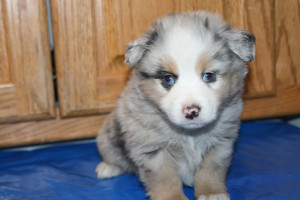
xmin=202 ymin=72 xmax=216 ymax=83
xmin=163 ymin=74 xmax=175 ymax=86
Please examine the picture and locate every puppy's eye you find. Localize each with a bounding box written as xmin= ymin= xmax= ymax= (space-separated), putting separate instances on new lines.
xmin=162 ymin=74 xmax=175 ymax=86
xmin=202 ymin=72 xmax=216 ymax=83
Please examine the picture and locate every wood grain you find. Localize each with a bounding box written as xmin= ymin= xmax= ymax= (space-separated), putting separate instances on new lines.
xmin=0 ymin=0 xmax=55 ymax=122
xmin=242 ymin=85 xmax=300 ymax=119
xmin=275 ymin=0 xmax=300 ymax=88
xmin=0 ymin=0 xmax=10 ymax=83
xmin=0 ymin=109 xmax=104 ymax=148
xmin=51 ymin=0 xmax=130 ymax=117
xmin=242 ymin=0 xmax=276 ymax=98
xmin=223 ymin=0 xmax=244 ymax=27
xmin=0 ymin=84 xmax=17 ymax=118
xmin=242 ymin=0 xmax=300 ymax=119
xmin=51 ymin=0 xmax=98 ymax=116
xmin=94 ymin=0 xmax=132 ymax=111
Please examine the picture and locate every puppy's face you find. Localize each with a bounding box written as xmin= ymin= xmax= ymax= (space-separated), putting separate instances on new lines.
xmin=125 ymin=12 xmax=255 ymax=130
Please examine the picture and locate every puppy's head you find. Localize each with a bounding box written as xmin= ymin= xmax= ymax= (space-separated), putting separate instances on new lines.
xmin=125 ymin=11 xmax=255 ymax=130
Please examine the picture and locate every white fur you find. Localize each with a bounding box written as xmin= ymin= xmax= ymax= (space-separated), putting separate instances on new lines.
xmin=174 ymin=134 xmax=220 ymax=186
xmin=198 ymin=194 xmax=230 ymax=200
xmin=96 ymin=162 xmax=124 ymax=179
xmin=160 ymin=27 xmax=219 ymax=129
xmin=175 ymin=137 xmax=204 ymax=186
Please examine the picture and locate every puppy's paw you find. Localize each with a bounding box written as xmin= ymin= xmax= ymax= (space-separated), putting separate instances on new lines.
xmin=96 ymin=162 xmax=124 ymax=179
xmin=197 ymin=193 xmax=230 ymax=200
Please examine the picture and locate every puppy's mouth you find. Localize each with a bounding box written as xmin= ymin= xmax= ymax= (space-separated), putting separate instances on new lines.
xmin=161 ymin=112 xmax=206 ymax=130
xmin=167 ymin=111 xmax=217 ymax=130
xmin=175 ymin=121 xmax=207 ymax=130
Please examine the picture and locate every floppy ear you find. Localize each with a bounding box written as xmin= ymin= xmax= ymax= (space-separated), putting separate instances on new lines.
xmin=125 ymin=27 xmax=159 ymax=67
xmin=124 ymin=37 xmax=149 ymax=67
xmin=226 ymin=30 xmax=256 ymax=62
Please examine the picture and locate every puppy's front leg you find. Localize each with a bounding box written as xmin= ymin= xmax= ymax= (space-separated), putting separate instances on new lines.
xmin=139 ymin=150 xmax=187 ymax=200
xmin=194 ymin=146 xmax=232 ymax=200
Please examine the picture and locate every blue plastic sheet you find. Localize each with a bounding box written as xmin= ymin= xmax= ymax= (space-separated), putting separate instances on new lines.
xmin=1 ymin=122 xmax=300 ymax=200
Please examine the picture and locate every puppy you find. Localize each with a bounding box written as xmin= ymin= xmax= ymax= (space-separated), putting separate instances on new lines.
xmin=96 ymin=11 xmax=255 ymax=200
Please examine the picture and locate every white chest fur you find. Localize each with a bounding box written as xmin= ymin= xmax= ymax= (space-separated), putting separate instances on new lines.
xmin=168 ymin=135 xmax=216 ymax=186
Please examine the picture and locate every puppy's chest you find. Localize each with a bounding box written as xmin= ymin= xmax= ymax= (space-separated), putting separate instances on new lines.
xmin=168 ymin=137 xmax=212 ymax=186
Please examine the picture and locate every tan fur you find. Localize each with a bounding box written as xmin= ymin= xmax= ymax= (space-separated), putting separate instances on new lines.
xmin=194 ymin=148 xmax=228 ymax=198
xmin=195 ymin=54 xmax=211 ymax=74
xmin=141 ymin=151 xmax=187 ymax=200
xmin=139 ymin=78 xmax=166 ymax=107
xmin=161 ymin=56 xmax=179 ymax=75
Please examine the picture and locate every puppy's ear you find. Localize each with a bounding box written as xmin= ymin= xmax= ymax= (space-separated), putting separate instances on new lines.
xmin=226 ymin=30 xmax=256 ymax=62
xmin=125 ymin=37 xmax=148 ymax=67
xmin=125 ymin=27 xmax=159 ymax=67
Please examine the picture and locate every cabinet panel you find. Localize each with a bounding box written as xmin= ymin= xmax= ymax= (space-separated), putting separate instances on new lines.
xmin=0 ymin=85 xmax=17 ymax=117
xmin=51 ymin=0 xmax=99 ymax=117
xmin=0 ymin=112 xmax=105 ymax=147
xmin=0 ymin=1 xmax=10 ymax=83
xmin=51 ymin=0 xmax=127 ymax=117
xmin=242 ymin=0 xmax=300 ymax=119
xmin=242 ymin=0 xmax=275 ymax=98
xmin=225 ymin=0 xmax=275 ymax=98
xmin=0 ymin=0 xmax=55 ymax=123
xmin=275 ymin=0 xmax=300 ymax=88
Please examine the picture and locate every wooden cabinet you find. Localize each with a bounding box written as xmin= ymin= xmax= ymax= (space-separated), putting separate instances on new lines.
xmin=242 ymin=0 xmax=300 ymax=119
xmin=0 ymin=0 xmax=299 ymax=147
xmin=0 ymin=0 xmax=55 ymax=123
xmin=50 ymin=0 xmax=131 ymax=117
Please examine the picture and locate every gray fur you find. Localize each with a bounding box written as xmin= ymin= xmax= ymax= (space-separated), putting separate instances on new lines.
xmin=97 ymin=11 xmax=255 ymax=200
xmin=225 ymin=30 xmax=256 ymax=62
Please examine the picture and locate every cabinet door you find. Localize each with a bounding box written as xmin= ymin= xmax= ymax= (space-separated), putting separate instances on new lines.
xmin=242 ymin=0 xmax=300 ymax=119
xmin=0 ymin=0 xmax=55 ymax=123
xmin=50 ymin=0 xmax=233 ymax=117
xmin=51 ymin=0 xmax=118 ymax=117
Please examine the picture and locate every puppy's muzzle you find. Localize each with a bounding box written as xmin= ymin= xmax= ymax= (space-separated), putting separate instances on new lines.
xmin=183 ymin=105 xmax=200 ymax=120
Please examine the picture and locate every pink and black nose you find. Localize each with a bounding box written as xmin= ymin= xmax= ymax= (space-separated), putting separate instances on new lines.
xmin=183 ymin=105 xmax=200 ymax=120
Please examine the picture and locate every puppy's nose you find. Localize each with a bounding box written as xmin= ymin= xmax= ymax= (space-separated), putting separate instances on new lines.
xmin=183 ymin=105 xmax=200 ymax=120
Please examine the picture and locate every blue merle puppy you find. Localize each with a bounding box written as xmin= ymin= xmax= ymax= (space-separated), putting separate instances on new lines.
xmin=96 ymin=11 xmax=255 ymax=200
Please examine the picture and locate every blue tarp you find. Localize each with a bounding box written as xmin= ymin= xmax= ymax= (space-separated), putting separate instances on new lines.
xmin=0 ymin=122 xmax=300 ymax=200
